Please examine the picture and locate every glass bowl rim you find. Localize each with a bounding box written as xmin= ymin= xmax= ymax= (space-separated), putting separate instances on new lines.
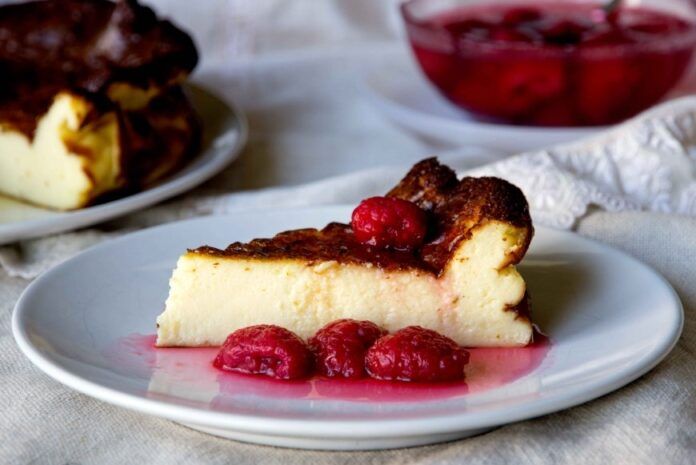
xmin=400 ymin=0 xmax=696 ymax=58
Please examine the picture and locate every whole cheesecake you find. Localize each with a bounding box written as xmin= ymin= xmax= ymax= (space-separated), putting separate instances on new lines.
xmin=157 ymin=159 xmax=534 ymax=348
xmin=0 ymin=0 xmax=200 ymax=210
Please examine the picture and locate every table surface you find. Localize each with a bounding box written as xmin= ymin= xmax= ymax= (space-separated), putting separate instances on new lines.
xmin=1 ymin=1 xmax=695 ymax=463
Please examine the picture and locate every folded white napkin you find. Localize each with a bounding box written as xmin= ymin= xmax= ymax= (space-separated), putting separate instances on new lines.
xmin=1 ymin=96 xmax=695 ymax=279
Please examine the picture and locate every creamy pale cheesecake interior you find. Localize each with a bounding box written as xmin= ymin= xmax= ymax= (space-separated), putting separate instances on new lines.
xmin=157 ymin=159 xmax=535 ymax=348
xmin=0 ymin=0 xmax=200 ymax=210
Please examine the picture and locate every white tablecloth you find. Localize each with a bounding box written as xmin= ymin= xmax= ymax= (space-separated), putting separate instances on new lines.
xmin=1 ymin=1 xmax=695 ymax=463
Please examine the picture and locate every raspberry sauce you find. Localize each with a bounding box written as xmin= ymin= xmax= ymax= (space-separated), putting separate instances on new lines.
xmin=402 ymin=1 xmax=696 ymax=126
xmin=106 ymin=331 xmax=550 ymax=403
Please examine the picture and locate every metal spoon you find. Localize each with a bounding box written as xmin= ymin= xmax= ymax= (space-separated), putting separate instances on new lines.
xmin=604 ymin=0 xmax=622 ymax=14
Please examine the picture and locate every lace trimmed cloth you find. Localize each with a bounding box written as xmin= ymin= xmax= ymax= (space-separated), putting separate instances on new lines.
xmin=468 ymin=96 xmax=696 ymax=229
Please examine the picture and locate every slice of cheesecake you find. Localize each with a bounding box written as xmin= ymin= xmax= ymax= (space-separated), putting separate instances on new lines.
xmin=0 ymin=87 xmax=199 ymax=210
xmin=157 ymin=159 xmax=534 ymax=348
xmin=0 ymin=0 xmax=200 ymax=210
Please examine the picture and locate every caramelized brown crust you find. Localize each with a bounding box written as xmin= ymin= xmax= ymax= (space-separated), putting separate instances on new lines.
xmin=393 ymin=159 xmax=534 ymax=272
xmin=0 ymin=0 xmax=198 ymax=131
xmin=0 ymin=0 xmax=200 ymax=197
xmin=116 ymin=86 xmax=201 ymax=188
xmin=192 ymin=158 xmax=533 ymax=276
xmin=196 ymin=223 xmax=429 ymax=272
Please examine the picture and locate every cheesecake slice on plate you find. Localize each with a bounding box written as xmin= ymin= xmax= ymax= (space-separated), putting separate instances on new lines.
xmin=0 ymin=0 xmax=200 ymax=210
xmin=157 ymin=159 xmax=534 ymax=348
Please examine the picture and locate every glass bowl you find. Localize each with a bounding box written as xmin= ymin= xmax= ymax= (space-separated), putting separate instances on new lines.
xmin=401 ymin=0 xmax=696 ymax=126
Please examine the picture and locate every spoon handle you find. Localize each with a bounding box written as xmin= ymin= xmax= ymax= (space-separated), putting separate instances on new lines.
xmin=604 ymin=0 xmax=622 ymax=14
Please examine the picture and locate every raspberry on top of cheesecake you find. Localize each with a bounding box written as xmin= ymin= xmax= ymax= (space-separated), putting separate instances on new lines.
xmin=0 ymin=0 xmax=200 ymax=210
xmin=157 ymin=158 xmax=534 ymax=348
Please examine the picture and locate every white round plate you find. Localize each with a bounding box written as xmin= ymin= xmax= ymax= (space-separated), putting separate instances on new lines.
xmin=13 ymin=206 xmax=682 ymax=450
xmin=0 ymin=84 xmax=247 ymax=245
xmin=359 ymin=59 xmax=609 ymax=153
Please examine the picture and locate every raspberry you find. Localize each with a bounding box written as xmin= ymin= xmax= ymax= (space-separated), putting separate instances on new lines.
xmin=309 ymin=319 xmax=386 ymax=379
xmin=365 ymin=326 xmax=469 ymax=382
xmin=351 ymin=197 xmax=428 ymax=250
xmin=213 ymin=325 xmax=312 ymax=380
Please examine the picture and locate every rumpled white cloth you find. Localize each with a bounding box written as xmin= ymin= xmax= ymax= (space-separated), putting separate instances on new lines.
xmin=1 ymin=1 xmax=695 ymax=463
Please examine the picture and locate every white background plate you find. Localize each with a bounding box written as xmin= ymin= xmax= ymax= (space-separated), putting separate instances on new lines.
xmin=12 ymin=206 xmax=683 ymax=450
xmin=0 ymin=85 xmax=247 ymax=245
xmin=359 ymin=60 xmax=604 ymax=153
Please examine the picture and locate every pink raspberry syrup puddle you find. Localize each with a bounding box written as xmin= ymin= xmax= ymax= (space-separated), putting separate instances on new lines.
xmin=104 ymin=330 xmax=550 ymax=405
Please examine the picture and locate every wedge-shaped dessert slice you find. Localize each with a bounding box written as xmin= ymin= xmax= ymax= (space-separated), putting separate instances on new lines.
xmin=0 ymin=0 xmax=200 ymax=210
xmin=157 ymin=158 xmax=534 ymax=347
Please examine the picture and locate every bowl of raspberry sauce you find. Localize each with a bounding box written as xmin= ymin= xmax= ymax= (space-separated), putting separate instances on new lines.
xmin=401 ymin=0 xmax=696 ymax=127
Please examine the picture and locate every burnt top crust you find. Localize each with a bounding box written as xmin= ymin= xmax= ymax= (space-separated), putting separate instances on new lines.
xmin=0 ymin=0 xmax=198 ymax=136
xmin=193 ymin=158 xmax=533 ymax=276
xmin=110 ymin=85 xmax=201 ymax=192
xmin=195 ymin=223 xmax=428 ymax=272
